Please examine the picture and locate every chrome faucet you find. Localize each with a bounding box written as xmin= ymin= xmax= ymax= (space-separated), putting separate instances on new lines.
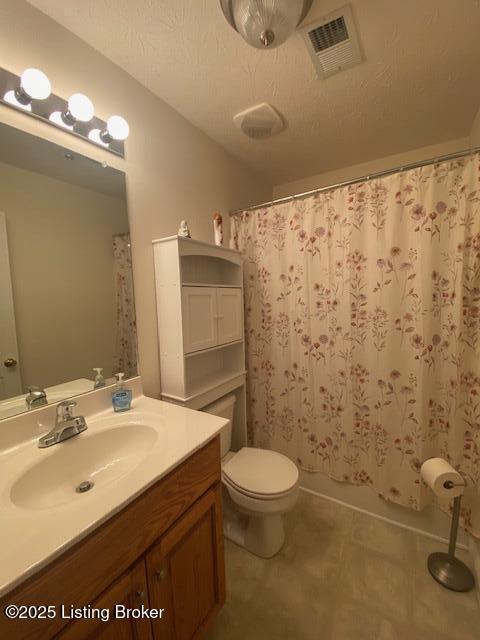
xmin=38 ymin=400 xmax=87 ymax=448
xmin=25 ymin=386 xmax=47 ymax=410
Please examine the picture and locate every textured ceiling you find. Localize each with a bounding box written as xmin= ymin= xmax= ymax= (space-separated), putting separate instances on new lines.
xmin=28 ymin=0 xmax=480 ymax=185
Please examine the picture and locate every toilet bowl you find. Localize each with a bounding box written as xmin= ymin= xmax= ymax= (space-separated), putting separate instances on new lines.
xmin=203 ymin=394 xmax=299 ymax=558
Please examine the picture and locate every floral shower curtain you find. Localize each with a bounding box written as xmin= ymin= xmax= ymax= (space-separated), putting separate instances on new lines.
xmin=113 ymin=233 xmax=137 ymax=379
xmin=231 ymin=154 xmax=480 ymax=537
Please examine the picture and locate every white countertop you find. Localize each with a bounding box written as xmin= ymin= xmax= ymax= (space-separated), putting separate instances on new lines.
xmin=0 ymin=380 xmax=226 ymax=597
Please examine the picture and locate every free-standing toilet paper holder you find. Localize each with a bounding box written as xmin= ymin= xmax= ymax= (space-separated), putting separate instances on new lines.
xmin=428 ymin=480 xmax=475 ymax=592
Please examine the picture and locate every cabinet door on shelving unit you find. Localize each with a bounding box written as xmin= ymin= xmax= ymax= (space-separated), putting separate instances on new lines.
xmin=182 ymin=287 xmax=218 ymax=353
xmin=57 ymin=561 xmax=152 ymax=640
xmin=146 ymin=486 xmax=225 ymax=640
xmin=216 ymin=288 xmax=243 ymax=346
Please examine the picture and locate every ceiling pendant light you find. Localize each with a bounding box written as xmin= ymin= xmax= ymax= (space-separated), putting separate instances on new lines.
xmin=220 ymin=0 xmax=313 ymax=49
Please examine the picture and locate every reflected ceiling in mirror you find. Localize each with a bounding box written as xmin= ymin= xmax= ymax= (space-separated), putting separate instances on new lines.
xmin=0 ymin=122 xmax=136 ymax=420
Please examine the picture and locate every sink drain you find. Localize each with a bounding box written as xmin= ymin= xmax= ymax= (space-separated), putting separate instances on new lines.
xmin=76 ymin=480 xmax=94 ymax=494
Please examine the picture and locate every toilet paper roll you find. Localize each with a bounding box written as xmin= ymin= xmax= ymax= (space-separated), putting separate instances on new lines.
xmin=420 ymin=457 xmax=464 ymax=498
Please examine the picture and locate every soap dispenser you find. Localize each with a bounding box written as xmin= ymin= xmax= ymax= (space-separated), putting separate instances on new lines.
xmin=111 ymin=373 xmax=132 ymax=412
xmin=93 ymin=367 xmax=105 ymax=389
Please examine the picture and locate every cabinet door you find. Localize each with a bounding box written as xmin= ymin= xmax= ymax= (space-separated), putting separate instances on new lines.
xmin=146 ymin=486 xmax=225 ymax=640
xmin=216 ymin=288 xmax=243 ymax=346
xmin=57 ymin=561 xmax=152 ymax=640
xmin=182 ymin=287 xmax=218 ymax=353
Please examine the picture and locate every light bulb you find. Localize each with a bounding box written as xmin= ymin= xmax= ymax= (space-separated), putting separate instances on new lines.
xmin=106 ymin=115 xmax=129 ymax=141
xmin=20 ymin=68 xmax=51 ymax=100
xmin=4 ymin=90 xmax=32 ymax=111
xmin=67 ymin=93 xmax=94 ymax=122
xmin=49 ymin=111 xmax=73 ymax=130
xmin=88 ymin=128 xmax=109 ymax=147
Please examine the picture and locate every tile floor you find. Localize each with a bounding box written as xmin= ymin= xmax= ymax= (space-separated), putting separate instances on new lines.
xmin=207 ymin=490 xmax=479 ymax=640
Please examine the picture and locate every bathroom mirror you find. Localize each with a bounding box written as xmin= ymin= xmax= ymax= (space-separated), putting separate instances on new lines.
xmin=0 ymin=122 xmax=136 ymax=420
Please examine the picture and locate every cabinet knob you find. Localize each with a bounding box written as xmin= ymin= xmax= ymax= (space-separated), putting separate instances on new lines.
xmin=3 ymin=358 xmax=17 ymax=368
xmin=154 ymin=568 xmax=166 ymax=581
xmin=135 ymin=590 xmax=146 ymax=601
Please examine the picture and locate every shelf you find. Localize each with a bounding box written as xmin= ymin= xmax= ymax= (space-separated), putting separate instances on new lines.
xmin=180 ymin=254 xmax=242 ymax=286
xmin=184 ymin=339 xmax=244 ymax=359
xmin=188 ymin=369 xmax=246 ymax=399
xmin=162 ymin=371 xmax=246 ymax=404
xmin=182 ymin=282 xmax=242 ymax=289
xmin=154 ymin=234 xmax=247 ymax=448
xmin=152 ymin=235 xmax=240 ymax=256
xmin=185 ymin=341 xmax=245 ymax=399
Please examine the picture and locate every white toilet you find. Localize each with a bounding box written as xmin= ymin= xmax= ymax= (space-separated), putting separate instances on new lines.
xmin=203 ymin=394 xmax=299 ymax=558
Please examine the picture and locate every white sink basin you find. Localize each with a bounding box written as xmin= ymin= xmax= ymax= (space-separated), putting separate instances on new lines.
xmin=10 ymin=425 xmax=157 ymax=510
xmin=0 ymin=383 xmax=228 ymax=598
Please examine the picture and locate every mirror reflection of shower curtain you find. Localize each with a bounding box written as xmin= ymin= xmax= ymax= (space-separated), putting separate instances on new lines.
xmin=112 ymin=233 xmax=137 ymax=378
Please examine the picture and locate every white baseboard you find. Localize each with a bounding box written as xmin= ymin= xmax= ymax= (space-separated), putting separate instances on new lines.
xmin=298 ymin=468 xmax=470 ymax=545
xmin=299 ymin=486 xmax=468 ymax=550
xmin=468 ymin=535 xmax=480 ymax=605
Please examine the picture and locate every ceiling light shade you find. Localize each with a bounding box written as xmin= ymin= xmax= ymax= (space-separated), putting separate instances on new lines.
xmin=220 ymin=0 xmax=313 ymax=49
xmin=67 ymin=93 xmax=94 ymax=122
xmin=101 ymin=115 xmax=130 ymax=142
xmin=20 ymin=68 xmax=51 ymax=100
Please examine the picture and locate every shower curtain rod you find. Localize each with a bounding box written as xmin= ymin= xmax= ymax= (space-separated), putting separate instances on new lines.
xmin=229 ymin=144 xmax=480 ymax=217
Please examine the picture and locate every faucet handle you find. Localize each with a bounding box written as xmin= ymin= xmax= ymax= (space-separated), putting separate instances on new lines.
xmin=26 ymin=385 xmax=44 ymax=394
xmin=56 ymin=400 xmax=77 ymax=420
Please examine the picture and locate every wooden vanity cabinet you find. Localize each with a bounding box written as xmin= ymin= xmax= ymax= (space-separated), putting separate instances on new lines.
xmin=57 ymin=561 xmax=152 ymax=640
xmin=146 ymin=487 xmax=225 ymax=640
xmin=0 ymin=437 xmax=225 ymax=640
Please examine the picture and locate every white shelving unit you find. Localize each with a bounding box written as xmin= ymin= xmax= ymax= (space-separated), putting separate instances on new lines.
xmin=153 ymin=235 xmax=247 ymax=449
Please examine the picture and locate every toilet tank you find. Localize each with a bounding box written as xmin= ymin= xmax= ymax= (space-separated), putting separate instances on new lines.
xmin=202 ymin=393 xmax=236 ymax=458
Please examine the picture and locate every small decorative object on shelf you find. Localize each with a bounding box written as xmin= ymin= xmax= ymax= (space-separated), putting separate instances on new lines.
xmin=178 ymin=220 xmax=191 ymax=238
xmin=213 ymin=212 xmax=223 ymax=246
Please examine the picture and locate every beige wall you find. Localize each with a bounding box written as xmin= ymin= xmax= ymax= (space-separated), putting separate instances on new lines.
xmin=0 ymin=160 xmax=128 ymax=389
xmin=471 ymin=106 xmax=480 ymax=146
xmin=0 ymin=1 xmax=271 ymax=398
xmin=273 ymin=137 xmax=471 ymax=199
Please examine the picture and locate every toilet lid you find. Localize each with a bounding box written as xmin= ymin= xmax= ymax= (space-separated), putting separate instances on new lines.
xmin=222 ymin=447 xmax=299 ymax=496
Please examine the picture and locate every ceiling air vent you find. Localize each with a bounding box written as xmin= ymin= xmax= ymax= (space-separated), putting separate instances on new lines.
xmin=300 ymin=5 xmax=362 ymax=79
xmin=233 ymin=103 xmax=284 ymax=139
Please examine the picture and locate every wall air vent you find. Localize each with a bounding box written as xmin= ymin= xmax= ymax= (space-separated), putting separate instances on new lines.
xmin=300 ymin=5 xmax=362 ymax=79
xmin=233 ymin=103 xmax=284 ymax=139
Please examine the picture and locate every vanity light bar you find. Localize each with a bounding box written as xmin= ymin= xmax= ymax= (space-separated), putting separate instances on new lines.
xmin=0 ymin=66 xmax=128 ymax=158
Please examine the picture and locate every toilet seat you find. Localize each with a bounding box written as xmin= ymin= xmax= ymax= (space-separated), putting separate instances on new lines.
xmin=223 ymin=473 xmax=297 ymax=501
xmin=222 ymin=447 xmax=299 ymax=498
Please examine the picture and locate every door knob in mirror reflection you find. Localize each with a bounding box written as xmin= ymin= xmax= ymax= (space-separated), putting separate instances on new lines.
xmin=3 ymin=358 xmax=17 ymax=368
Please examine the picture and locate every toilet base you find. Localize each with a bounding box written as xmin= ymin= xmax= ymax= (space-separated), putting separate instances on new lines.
xmin=244 ymin=513 xmax=285 ymax=558
xmin=222 ymin=492 xmax=286 ymax=558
